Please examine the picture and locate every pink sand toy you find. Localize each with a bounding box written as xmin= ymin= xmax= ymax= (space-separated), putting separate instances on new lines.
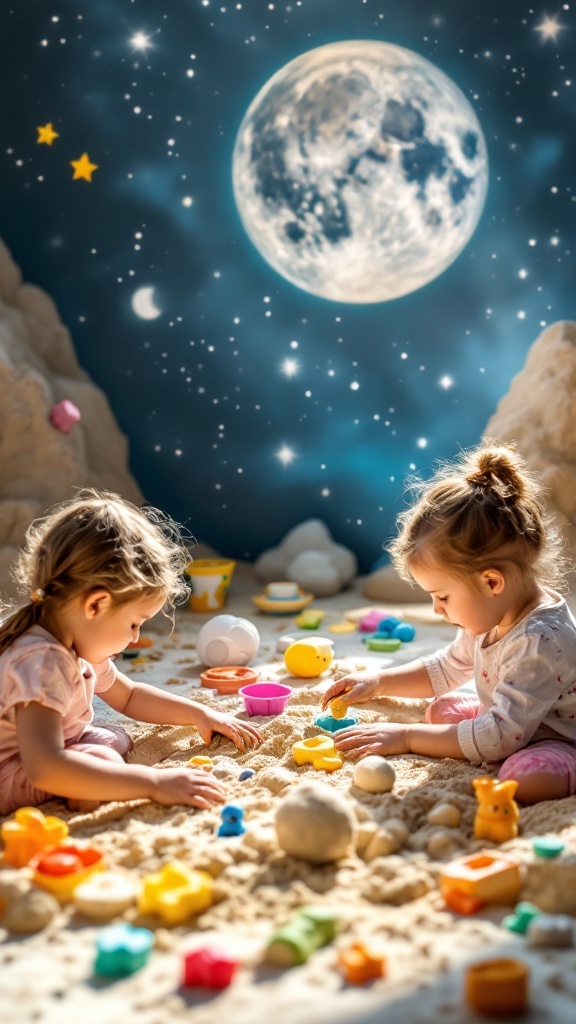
xmin=239 ymin=681 xmax=292 ymax=716
xmin=49 ymin=399 xmax=81 ymax=433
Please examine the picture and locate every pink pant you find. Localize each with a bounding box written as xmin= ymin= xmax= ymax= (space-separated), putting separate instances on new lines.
xmin=426 ymin=690 xmax=576 ymax=795
xmin=0 ymin=724 xmax=132 ymax=817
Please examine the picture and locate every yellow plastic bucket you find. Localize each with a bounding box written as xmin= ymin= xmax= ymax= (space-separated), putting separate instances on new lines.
xmin=186 ymin=559 xmax=236 ymax=612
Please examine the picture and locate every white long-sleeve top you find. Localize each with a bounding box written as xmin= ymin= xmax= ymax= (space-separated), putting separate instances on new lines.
xmin=421 ymin=589 xmax=576 ymax=764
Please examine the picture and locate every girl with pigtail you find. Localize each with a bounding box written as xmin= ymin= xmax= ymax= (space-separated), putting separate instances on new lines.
xmin=322 ymin=440 xmax=576 ymax=804
xmin=0 ymin=490 xmax=261 ymax=816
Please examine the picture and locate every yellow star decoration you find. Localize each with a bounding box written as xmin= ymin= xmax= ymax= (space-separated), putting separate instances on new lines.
xmin=37 ymin=122 xmax=59 ymax=146
xmin=70 ymin=152 xmax=98 ymax=182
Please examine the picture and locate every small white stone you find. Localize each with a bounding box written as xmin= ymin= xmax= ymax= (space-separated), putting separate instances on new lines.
xmin=4 ymin=889 xmax=59 ymax=933
xmin=427 ymin=803 xmax=461 ymax=828
xmin=527 ymin=914 xmax=574 ymax=948
xmin=353 ymin=755 xmax=396 ymax=793
xmin=275 ymin=780 xmax=355 ymax=863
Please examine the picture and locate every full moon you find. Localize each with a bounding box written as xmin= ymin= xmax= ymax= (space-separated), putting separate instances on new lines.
xmin=232 ymin=41 xmax=488 ymax=303
xmin=131 ymin=286 xmax=162 ymax=320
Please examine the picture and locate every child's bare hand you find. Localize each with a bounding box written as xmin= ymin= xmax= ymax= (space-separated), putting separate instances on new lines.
xmin=335 ymin=722 xmax=409 ymax=759
xmin=321 ymin=672 xmax=383 ymax=711
xmin=150 ymin=767 xmax=226 ymax=809
xmin=193 ymin=706 xmax=262 ymax=752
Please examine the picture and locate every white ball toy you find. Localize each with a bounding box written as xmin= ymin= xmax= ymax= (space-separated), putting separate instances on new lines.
xmin=196 ymin=614 xmax=260 ymax=667
xmin=353 ymin=755 xmax=396 ymax=794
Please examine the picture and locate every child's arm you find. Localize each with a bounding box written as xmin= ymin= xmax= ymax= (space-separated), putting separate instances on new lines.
xmin=16 ymin=702 xmax=226 ymax=808
xmin=102 ymin=671 xmax=262 ymax=751
xmin=321 ymin=657 xmax=435 ymax=711
xmin=334 ymin=721 xmax=466 ymax=760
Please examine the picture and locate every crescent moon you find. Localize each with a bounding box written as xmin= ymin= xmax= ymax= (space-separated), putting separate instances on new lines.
xmin=131 ymin=286 xmax=162 ymax=320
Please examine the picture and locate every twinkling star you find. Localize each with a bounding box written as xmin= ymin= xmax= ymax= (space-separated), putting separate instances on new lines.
xmin=70 ymin=153 xmax=98 ymax=181
xmin=276 ymin=445 xmax=296 ymax=465
xmin=281 ymin=358 xmax=299 ymax=377
xmin=535 ymin=15 xmax=564 ymax=42
xmin=130 ymin=31 xmax=152 ymax=52
xmin=36 ymin=122 xmax=59 ymax=145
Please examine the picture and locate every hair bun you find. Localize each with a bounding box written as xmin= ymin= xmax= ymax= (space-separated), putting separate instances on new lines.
xmin=465 ymin=444 xmax=526 ymax=499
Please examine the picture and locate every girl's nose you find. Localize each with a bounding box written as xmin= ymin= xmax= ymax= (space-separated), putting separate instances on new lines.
xmin=432 ymin=597 xmax=444 ymax=615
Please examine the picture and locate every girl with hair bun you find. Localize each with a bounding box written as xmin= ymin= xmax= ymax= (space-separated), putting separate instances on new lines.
xmin=0 ymin=490 xmax=261 ymax=816
xmin=322 ymin=440 xmax=576 ymax=804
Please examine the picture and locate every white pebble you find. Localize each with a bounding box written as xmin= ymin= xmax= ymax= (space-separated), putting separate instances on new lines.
xmin=527 ymin=914 xmax=574 ymax=948
xmin=427 ymin=803 xmax=461 ymax=827
xmin=353 ymin=756 xmax=396 ymax=793
xmin=275 ymin=780 xmax=355 ymax=863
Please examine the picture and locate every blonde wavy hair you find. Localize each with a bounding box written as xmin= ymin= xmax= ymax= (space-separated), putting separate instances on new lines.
xmin=388 ymin=440 xmax=568 ymax=592
xmin=0 ymin=490 xmax=191 ymax=656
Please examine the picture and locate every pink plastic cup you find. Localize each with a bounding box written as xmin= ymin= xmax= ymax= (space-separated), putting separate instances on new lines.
xmin=239 ymin=682 xmax=292 ymax=717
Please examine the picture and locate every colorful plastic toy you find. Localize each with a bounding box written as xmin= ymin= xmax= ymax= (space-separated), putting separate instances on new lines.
xmin=239 ymin=768 xmax=255 ymax=781
xmin=266 ymin=906 xmax=338 ymax=967
xmin=49 ymin=399 xmax=81 ymax=433
xmin=217 ymin=804 xmax=246 ymax=837
xmin=183 ymin=945 xmax=238 ymax=988
xmin=200 ymin=665 xmax=260 ymax=694
xmin=391 ymin=622 xmax=415 ymax=642
xmin=252 ymin=588 xmax=313 ymax=615
xmin=328 ymin=621 xmax=356 ymax=634
xmin=30 ymin=843 xmax=105 ymax=902
xmin=94 ymin=923 xmax=154 ymax=977
xmin=73 ymin=871 xmax=138 ymax=920
xmin=358 ymin=611 xmax=387 ymax=633
xmin=125 ymin=637 xmax=154 ymax=649
xmin=196 ymin=614 xmax=260 ymax=667
xmin=239 ymin=681 xmax=292 ymax=716
xmin=284 ymin=637 xmax=334 ymax=678
xmin=532 ymin=835 xmax=565 ymax=859
xmin=188 ymin=756 xmax=214 ymax=770
xmin=439 ymin=850 xmax=521 ymax=913
xmin=330 ymin=697 xmax=348 ymax=720
xmin=295 ymin=609 xmax=325 ymax=629
xmin=1 ymin=806 xmax=69 ymax=868
xmin=376 ymin=615 xmax=401 ymax=635
xmin=314 ymin=713 xmax=358 ymax=733
xmin=187 ymin=558 xmax=236 ymax=613
xmin=338 ymin=941 xmax=387 ymax=985
xmin=293 ymin=735 xmax=343 ymax=772
xmin=502 ymin=901 xmax=542 ymax=935
xmin=527 ymin=914 xmax=574 ymax=948
xmin=472 ymin=777 xmax=520 ymax=843
xmin=138 ymin=861 xmax=213 ymax=925
xmin=464 ymin=957 xmax=529 ymax=1016
xmin=364 ymin=636 xmax=402 ymax=652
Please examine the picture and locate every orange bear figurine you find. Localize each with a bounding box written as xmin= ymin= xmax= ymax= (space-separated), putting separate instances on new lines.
xmin=472 ymin=778 xmax=520 ymax=843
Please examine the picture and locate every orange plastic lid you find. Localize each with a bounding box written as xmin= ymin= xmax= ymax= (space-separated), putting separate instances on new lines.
xmin=200 ymin=666 xmax=260 ymax=694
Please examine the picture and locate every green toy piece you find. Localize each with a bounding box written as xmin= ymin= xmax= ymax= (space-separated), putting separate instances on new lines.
xmin=532 ymin=836 xmax=565 ymax=859
xmin=266 ymin=906 xmax=338 ymax=967
xmin=502 ymin=901 xmax=542 ymax=935
xmin=296 ymin=609 xmax=326 ymax=629
xmin=365 ymin=636 xmax=402 ymax=652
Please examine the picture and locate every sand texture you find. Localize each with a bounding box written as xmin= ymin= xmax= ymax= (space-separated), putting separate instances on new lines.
xmin=1 ymin=572 xmax=576 ymax=1024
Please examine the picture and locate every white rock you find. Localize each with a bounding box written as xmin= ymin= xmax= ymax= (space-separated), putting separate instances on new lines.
xmin=427 ymin=803 xmax=461 ymax=828
xmin=353 ymin=756 xmax=396 ymax=793
xmin=485 ymin=320 xmax=576 ymax=563
xmin=275 ymin=780 xmax=355 ymax=863
xmin=254 ymin=519 xmax=357 ymax=596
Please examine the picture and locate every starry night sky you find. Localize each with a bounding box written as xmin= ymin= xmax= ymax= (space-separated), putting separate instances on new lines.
xmin=1 ymin=1 xmax=575 ymax=571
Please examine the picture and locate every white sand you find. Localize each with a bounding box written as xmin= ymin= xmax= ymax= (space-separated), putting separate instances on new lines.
xmin=2 ymin=567 xmax=576 ymax=1024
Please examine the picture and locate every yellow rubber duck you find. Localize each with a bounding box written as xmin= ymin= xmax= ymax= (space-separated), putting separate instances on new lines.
xmin=284 ymin=637 xmax=334 ymax=678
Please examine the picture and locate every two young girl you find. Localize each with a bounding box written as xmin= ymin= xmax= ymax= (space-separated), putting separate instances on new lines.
xmin=0 ymin=491 xmax=261 ymax=816
xmin=323 ymin=442 xmax=576 ymax=805
xmin=2 ymin=441 xmax=574 ymax=817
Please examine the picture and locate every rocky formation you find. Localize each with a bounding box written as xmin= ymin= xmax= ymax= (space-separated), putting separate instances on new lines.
xmin=484 ymin=320 xmax=576 ymax=564
xmin=0 ymin=240 xmax=144 ymax=599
